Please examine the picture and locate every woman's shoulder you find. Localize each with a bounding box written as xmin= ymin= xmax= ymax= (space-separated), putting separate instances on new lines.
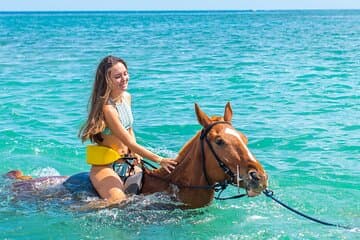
xmin=103 ymin=103 xmax=117 ymax=114
xmin=123 ymin=91 xmax=132 ymax=104
xmin=123 ymin=91 xmax=131 ymax=98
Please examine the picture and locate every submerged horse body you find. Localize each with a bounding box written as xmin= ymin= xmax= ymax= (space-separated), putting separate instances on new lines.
xmin=6 ymin=103 xmax=268 ymax=209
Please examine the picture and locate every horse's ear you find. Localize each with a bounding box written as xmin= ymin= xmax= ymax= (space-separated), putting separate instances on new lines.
xmin=195 ymin=103 xmax=211 ymax=127
xmin=224 ymin=102 xmax=233 ymax=122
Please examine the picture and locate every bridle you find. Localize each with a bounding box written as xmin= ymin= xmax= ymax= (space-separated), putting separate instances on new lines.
xmin=198 ymin=121 xmax=247 ymax=199
xmin=144 ymin=120 xmax=247 ymax=200
xmin=200 ymin=121 xmax=236 ymax=187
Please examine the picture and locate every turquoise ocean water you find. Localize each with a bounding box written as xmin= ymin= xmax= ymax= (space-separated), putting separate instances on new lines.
xmin=0 ymin=10 xmax=359 ymax=239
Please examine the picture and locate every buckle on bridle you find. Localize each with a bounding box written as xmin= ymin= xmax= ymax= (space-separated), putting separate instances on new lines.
xmin=213 ymin=181 xmax=229 ymax=192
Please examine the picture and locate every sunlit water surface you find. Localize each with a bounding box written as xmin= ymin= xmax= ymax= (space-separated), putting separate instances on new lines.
xmin=0 ymin=10 xmax=359 ymax=239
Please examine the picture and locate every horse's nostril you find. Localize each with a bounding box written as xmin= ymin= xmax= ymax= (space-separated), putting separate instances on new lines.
xmin=249 ymin=171 xmax=260 ymax=181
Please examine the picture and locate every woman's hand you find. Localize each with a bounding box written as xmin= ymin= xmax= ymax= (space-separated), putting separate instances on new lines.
xmin=159 ymin=158 xmax=177 ymax=173
xmin=133 ymin=154 xmax=142 ymax=166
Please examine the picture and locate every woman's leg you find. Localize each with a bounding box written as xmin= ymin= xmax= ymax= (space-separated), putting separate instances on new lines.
xmin=90 ymin=165 xmax=127 ymax=203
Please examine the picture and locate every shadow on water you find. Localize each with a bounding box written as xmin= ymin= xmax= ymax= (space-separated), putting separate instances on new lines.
xmin=1 ymin=175 xmax=209 ymax=239
xmin=77 ymin=194 xmax=208 ymax=228
xmin=0 ymin=175 xmax=205 ymax=227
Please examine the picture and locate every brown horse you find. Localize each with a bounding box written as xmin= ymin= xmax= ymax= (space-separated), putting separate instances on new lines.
xmin=140 ymin=102 xmax=267 ymax=208
xmin=6 ymin=103 xmax=267 ymax=209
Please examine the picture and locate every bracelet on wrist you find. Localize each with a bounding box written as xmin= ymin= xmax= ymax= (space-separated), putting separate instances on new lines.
xmin=157 ymin=157 xmax=163 ymax=164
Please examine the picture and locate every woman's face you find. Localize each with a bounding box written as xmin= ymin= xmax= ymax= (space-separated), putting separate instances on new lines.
xmin=109 ymin=62 xmax=129 ymax=92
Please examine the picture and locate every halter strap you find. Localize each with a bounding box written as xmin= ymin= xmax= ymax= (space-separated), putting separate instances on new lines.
xmin=200 ymin=121 xmax=231 ymax=140
xmin=200 ymin=121 xmax=236 ymax=186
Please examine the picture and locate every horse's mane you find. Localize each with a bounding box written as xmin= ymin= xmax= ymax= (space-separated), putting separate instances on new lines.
xmin=175 ymin=116 xmax=223 ymax=164
xmin=175 ymin=131 xmax=200 ymax=163
xmin=147 ymin=116 xmax=224 ymax=175
xmin=145 ymin=130 xmax=202 ymax=176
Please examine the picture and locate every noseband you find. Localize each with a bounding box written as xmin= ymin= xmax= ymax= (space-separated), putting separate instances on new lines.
xmin=200 ymin=121 xmax=236 ymax=187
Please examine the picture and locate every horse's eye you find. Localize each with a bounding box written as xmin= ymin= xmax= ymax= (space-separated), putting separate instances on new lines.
xmin=215 ymin=137 xmax=225 ymax=146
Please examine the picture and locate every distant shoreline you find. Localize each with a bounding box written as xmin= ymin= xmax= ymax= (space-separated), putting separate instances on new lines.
xmin=0 ymin=9 xmax=359 ymax=14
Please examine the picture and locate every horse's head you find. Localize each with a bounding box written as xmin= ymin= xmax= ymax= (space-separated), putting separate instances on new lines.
xmin=195 ymin=102 xmax=268 ymax=197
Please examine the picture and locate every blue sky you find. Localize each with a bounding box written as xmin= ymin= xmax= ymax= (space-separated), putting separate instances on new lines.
xmin=1 ymin=0 xmax=360 ymax=11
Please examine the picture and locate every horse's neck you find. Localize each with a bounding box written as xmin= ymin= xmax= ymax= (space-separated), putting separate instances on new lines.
xmin=151 ymin=132 xmax=209 ymax=187
xmin=142 ymin=132 xmax=215 ymax=208
xmin=171 ymin=137 xmax=207 ymax=185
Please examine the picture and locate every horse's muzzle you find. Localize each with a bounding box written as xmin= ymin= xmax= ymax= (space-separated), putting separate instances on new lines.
xmin=249 ymin=171 xmax=260 ymax=181
xmin=246 ymin=170 xmax=268 ymax=197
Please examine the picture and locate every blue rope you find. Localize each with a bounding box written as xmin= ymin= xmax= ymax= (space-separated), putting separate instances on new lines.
xmin=263 ymin=189 xmax=353 ymax=230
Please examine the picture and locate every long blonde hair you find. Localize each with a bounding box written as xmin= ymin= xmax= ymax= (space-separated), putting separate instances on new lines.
xmin=79 ymin=55 xmax=128 ymax=143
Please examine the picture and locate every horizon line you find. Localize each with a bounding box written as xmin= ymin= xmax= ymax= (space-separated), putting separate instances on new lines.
xmin=0 ymin=8 xmax=359 ymax=13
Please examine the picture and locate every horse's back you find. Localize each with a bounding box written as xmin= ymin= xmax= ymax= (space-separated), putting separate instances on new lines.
xmin=63 ymin=172 xmax=99 ymax=197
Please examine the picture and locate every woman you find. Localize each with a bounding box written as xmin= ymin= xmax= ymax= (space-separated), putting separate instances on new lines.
xmin=79 ymin=55 xmax=177 ymax=205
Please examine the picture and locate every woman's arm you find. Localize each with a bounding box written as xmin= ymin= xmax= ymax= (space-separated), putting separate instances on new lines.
xmin=128 ymin=128 xmax=142 ymax=164
xmin=103 ymin=105 xmax=161 ymax=161
xmin=103 ymin=105 xmax=176 ymax=172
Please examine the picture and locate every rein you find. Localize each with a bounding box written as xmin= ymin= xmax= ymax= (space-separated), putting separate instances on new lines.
xmin=262 ymin=189 xmax=353 ymax=230
xmin=142 ymin=122 xmax=353 ymax=229
xmin=202 ymin=123 xmax=353 ymax=228
xmin=139 ymin=122 xmax=354 ymax=229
